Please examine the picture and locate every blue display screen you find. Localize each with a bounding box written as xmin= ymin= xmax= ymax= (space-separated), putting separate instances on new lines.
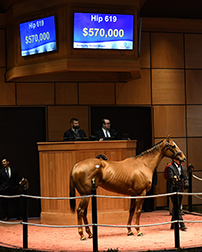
xmin=19 ymin=16 xmax=57 ymax=57
xmin=73 ymin=13 xmax=134 ymax=50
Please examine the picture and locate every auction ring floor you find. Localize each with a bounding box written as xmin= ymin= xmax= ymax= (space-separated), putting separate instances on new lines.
xmin=0 ymin=210 xmax=202 ymax=252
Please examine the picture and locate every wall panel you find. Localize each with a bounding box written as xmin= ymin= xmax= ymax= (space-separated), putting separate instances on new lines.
xmin=186 ymin=70 xmax=202 ymax=104
xmin=48 ymin=106 xmax=89 ymax=141
xmin=17 ymin=83 xmax=55 ymax=105
xmin=152 ymin=69 xmax=185 ymax=104
xmin=0 ymin=29 xmax=5 ymax=67
xmin=140 ymin=32 xmax=150 ymax=68
xmin=0 ymin=68 xmax=15 ymax=105
xmin=187 ymin=105 xmax=202 ymax=137
xmin=55 ymin=83 xmax=78 ymax=105
xmin=154 ymin=106 xmax=186 ymax=138
xmin=187 ymin=138 xmax=202 ymax=171
xmin=79 ymin=83 xmax=115 ymax=105
xmin=185 ymin=34 xmax=202 ymax=68
xmin=187 ymin=138 xmax=202 ymax=204
xmin=116 ymin=69 xmax=151 ymax=105
xmin=151 ymin=33 xmax=184 ymax=68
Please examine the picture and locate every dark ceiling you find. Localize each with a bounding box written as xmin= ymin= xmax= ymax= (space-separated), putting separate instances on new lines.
xmin=0 ymin=0 xmax=201 ymax=19
xmin=140 ymin=0 xmax=202 ymax=19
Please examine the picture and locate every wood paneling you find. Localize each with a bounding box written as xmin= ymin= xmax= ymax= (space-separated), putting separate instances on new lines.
xmin=0 ymin=14 xmax=5 ymax=29
xmin=191 ymin=171 xmax=202 ymax=204
xmin=0 ymin=29 xmax=5 ymax=67
xmin=17 ymin=83 xmax=54 ymax=105
xmin=187 ymin=105 xmax=202 ymax=137
xmin=187 ymin=138 xmax=202 ymax=204
xmin=48 ymin=106 xmax=89 ymax=141
xmin=151 ymin=33 xmax=184 ymax=68
xmin=79 ymin=83 xmax=115 ymax=105
xmin=156 ymin=173 xmax=167 ymax=207
xmin=185 ymin=34 xmax=202 ymax=69
xmin=140 ymin=32 xmax=150 ymax=68
xmin=154 ymin=106 xmax=186 ymax=138
xmin=152 ymin=69 xmax=185 ymax=104
xmin=38 ymin=140 xmax=136 ymax=224
xmin=0 ymin=68 xmax=15 ymax=105
xmin=142 ymin=17 xmax=202 ymax=33
xmin=186 ymin=70 xmax=202 ymax=104
xmin=55 ymin=83 xmax=78 ymax=105
xmin=187 ymin=138 xmax=202 ymax=171
xmin=116 ymin=69 xmax=151 ymax=105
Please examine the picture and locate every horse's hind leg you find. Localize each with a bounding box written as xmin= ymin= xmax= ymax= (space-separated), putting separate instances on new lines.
xmin=127 ymin=198 xmax=136 ymax=236
xmin=83 ymin=206 xmax=93 ymax=238
xmin=77 ymin=197 xmax=90 ymax=240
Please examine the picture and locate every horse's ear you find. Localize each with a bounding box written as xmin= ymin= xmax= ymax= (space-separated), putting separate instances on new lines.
xmin=166 ymin=134 xmax=171 ymax=142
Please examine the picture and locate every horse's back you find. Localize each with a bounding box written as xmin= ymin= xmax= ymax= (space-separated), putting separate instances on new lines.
xmin=99 ymin=157 xmax=153 ymax=195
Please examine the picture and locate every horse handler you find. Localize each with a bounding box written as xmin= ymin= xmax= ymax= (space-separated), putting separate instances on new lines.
xmin=166 ymin=158 xmax=189 ymax=231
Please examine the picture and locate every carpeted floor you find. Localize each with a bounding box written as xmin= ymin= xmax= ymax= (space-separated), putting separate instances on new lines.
xmin=0 ymin=210 xmax=202 ymax=252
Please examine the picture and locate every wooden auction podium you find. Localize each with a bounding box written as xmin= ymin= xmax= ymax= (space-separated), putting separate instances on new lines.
xmin=37 ymin=140 xmax=137 ymax=225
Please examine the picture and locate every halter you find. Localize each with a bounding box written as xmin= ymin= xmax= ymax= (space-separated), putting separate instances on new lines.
xmin=164 ymin=140 xmax=183 ymax=159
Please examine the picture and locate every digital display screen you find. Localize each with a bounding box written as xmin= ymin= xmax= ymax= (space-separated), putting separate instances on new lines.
xmin=19 ymin=16 xmax=57 ymax=57
xmin=73 ymin=13 xmax=134 ymax=50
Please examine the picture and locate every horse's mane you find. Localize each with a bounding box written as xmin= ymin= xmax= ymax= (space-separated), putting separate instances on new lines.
xmin=134 ymin=140 xmax=163 ymax=159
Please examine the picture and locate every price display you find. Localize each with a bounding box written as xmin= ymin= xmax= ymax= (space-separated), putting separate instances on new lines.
xmin=73 ymin=13 xmax=134 ymax=50
xmin=19 ymin=16 xmax=57 ymax=56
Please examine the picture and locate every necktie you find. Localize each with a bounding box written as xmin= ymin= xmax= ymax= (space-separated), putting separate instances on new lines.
xmin=106 ymin=130 xmax=109 ymax=137
xmin=6 ymin=168 xmax=9 ymax=177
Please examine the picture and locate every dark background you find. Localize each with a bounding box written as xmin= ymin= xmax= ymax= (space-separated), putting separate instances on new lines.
xmin=1 ymin=0 xmax=202 ymax=19
xmin=0 ymin=107 xmax=46 ymax=218
xmin=90 ymin=106 xmax=152 ymax=155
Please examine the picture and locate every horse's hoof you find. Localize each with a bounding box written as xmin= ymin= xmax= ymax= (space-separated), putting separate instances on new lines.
xmin=88 ymin=234 xmax=93 ymax=239
xmin=127 ymin=231 xmax=134 ymax=236
xmin=80 ymin=236 xmax=87 ymax=241
xmin=137 ymin=232 xmax=144 ymax=236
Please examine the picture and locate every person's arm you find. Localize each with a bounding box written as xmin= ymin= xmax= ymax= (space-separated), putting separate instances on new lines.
xmin=82 ymin=129 xmax=87 ymax=137
xmin=182 ymin=166 xmax=189 ymax=189
xmin=95 ymin=130 xmax=101 ymax=141
xmin=167 ymin=166 xmax=175 ymax=182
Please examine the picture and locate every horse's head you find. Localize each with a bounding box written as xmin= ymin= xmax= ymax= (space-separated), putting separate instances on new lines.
xmin=163 ymin=135 xmax=186 ymax=162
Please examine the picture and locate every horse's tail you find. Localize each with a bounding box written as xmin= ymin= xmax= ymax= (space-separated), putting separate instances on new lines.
xmin=69 ymin=173 xmax=76 ymax=213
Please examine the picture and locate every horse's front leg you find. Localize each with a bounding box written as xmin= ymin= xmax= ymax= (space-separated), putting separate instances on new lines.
xmin=134 ymin=197 xmax=145 ymax=236
xmin=127 ymin=198 xmax=136 ymax=236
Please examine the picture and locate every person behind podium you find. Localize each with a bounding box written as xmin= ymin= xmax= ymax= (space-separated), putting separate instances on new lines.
xmin=63 ymin=118 xmax=88 ymax=141
xmin=95 ymin=118 xmax=119 ymax=141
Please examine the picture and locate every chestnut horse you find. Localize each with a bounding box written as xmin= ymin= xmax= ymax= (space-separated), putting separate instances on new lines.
xmin=69 ymin=136 xmax=186 ymax=240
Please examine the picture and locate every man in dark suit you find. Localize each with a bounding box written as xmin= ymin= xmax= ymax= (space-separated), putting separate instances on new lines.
xmin=0 ymin=158 xmax=21 ymax=221
xmin=63 ymin=118 xmax=87 ymax=141
xmin=166 ymin=158 xmax=189 ymax=231
xmin=95 ymin=118 xmax=119 ymax=141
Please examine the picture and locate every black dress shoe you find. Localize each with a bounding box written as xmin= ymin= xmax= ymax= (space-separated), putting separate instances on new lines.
xmin=180 ymin=225 xmax=187 ymax=231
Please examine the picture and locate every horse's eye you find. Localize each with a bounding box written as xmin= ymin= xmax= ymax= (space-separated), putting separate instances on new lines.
xmin=172 ymin=145 xmax=176 ymax=148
